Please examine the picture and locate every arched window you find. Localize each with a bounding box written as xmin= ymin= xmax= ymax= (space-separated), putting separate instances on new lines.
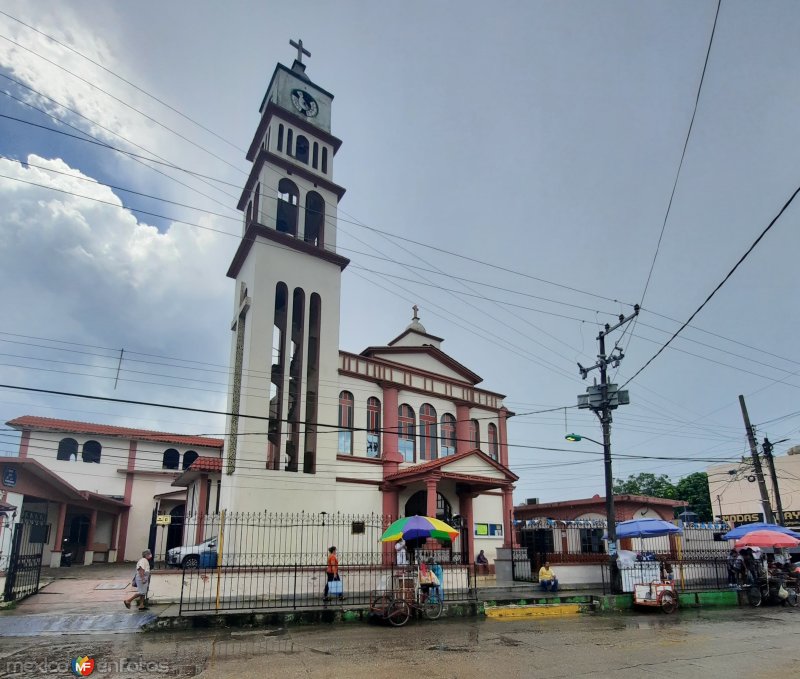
xmin=295 ymin=135 xmax=309 ymax=164
xmin=304 ymin=191 xmax=325 ymax=247
xmin=488 ymin=423 xmax=499 ymax=461
xmin=398 ymin=404 xmax=416 ymax=463
xmin=312 ymin=142 xmax=319 ymax=169
xmin=266 ymin=127 xmax=271 ymax=152
xmin=246 ymin=200 xmax=253 ymax=225
xmin=267 ymin=282 xmax=288 ymax=471
xmin=277 ymin=124 xmax=284 ymax=152
xmin=285 ymin=287 xmax=305 ymax=472
xmin=276 ymin=178 xmax=299 ymax=236
xmin=440 ymin=414 xmax=456 ymax=457
xmin=338 ymin=391 xmax=354 ymax=454
xmin=303 ymin=292 xmax=321 ymax=474
xmin=57 ymin=438 xmax=78 ymax=461
xmin=253 ymin=182 xmax=260 ymax=223
xmin=367 ymin=397 xmax=381 ymax=458
xmin=287 ymin=129 xmax=294 ymax=156
xmin=469 ymin=419 xmax=480 ymax=449
xmin=162 ymin=449 xmax=180 ymax=470
xmin=183 ymin=450 xmax=199 ymax=470
xmin=321 ymin=147 xmax=328 ymax=173
xmin=82 ymin=440 xmax=102 ymax=463
xmin=419 ymin=404 xmax=438 ymax=461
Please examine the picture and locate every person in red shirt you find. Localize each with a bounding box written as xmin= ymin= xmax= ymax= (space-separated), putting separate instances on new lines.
xmin=324 ymin=546 xmax=341 ymax=601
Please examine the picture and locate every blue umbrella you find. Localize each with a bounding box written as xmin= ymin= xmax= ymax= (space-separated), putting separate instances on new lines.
xmin=608 ymin=518 xmax=683 ymax=540
xmin=722 ymin=522 xmax=800 ymax=540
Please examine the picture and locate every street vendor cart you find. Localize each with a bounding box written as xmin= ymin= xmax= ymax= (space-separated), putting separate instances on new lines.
xmin=613 ymin=518 xmax=682 ymax=614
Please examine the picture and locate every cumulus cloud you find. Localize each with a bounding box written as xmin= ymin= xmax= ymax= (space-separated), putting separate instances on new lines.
xmin=0 ymin=155 xmax=237 ymax=431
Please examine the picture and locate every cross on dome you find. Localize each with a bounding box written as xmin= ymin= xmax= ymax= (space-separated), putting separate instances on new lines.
xmin=290 ymin=38 xmax=311 ymax=64
xmin=412 ymin=304 xmax=419 ymax=321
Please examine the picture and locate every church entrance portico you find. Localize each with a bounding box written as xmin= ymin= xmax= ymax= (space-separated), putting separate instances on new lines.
xmin=383 ymin=449 xmax=518 ymax=565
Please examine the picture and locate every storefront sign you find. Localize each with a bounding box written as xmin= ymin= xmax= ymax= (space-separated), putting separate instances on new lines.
xmin=2 ymin=466 xmax=17 ymax=488
xmin=721 ymin=512 xmax=764 ymax=526
xmin=783 ymin=510 xmax=800 ymax=528
xmin=156 ymin=514 xmax=172 ymax=526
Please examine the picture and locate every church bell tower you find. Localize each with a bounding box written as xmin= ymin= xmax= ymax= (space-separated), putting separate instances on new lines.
xmin=220 ymin=40 xmax=349 ymax=514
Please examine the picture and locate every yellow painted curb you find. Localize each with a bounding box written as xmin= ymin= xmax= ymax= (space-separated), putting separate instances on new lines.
xmin=484 ymin=603 xmax=582 ymax=619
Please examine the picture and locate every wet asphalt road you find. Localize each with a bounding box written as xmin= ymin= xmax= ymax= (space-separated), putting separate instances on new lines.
xmin=0 ymin=607 xmax=797 ymax=678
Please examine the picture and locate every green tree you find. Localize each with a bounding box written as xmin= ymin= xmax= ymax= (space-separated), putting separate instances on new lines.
xmin=613 ymin=473 xmax=677 ymax=499
xmin=675 ymin=472 xmax=713 ymax=521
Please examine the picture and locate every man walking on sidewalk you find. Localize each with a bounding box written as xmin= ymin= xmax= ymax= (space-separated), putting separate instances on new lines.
xmin=124 ymin=549 xmax=152 ymax=611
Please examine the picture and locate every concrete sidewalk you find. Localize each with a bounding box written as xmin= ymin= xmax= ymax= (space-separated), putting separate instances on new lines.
xmin=0 ymin=565 xmax=743 ymax=637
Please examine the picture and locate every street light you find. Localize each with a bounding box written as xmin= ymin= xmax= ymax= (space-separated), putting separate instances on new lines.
xmin=565 ymin=433 xmax=603 ymax=447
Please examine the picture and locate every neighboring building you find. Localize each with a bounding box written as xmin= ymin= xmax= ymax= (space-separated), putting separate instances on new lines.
xmin=218 ymin=49 xmax=518 ymax=563
xmin=707 ymin=449 xmax=800 ymax=528
xmin=514 ymin=494 xmax=687 ymax=523
xmin=2 ymin=416 xmax=223 ymax=566
xmin=513 ymin=494 xmax=689 ymax=565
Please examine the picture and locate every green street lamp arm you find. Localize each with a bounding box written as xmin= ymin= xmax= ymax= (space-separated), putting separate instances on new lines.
xmin=565 ymin=433 xmax=603 ymax=447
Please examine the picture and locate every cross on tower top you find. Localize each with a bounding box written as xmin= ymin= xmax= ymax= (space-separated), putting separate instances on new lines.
xmin=290 ymin=38 xmax=311 ymax=64
xmin=412 ymin=304 xmax=419 ymax=321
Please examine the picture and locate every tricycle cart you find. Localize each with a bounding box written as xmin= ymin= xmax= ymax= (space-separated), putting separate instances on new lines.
xmin=612 ymin=518 xmax=682 ymax=615
xmin=368 ymin=569 xmax=443 ymax=627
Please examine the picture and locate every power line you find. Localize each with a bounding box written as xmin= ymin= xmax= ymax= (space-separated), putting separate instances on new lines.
xmin=621 ymin=181 xmax=800 ymax=388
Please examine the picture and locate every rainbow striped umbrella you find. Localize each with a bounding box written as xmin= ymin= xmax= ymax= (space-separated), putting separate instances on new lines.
xmin=380 ymin=515 xmax=459 ymax=543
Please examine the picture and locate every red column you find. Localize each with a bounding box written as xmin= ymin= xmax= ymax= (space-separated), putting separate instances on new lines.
xmin=19 ymin=430 xmax=30 ymax=458
xmin=425 ymin=477 xmax=438 ymax=518
xmin=460 ymin=493 xmax=475 ymax=565
xmin=85 ymin=509 xmax=98 ymax=564
xmin=381 ymin=385 xmax=402 ymax=470
xmin=498 ymin=408 xmax=511 ymax=467
xmin=117 ymin=441 xmax=137 ymax=561
xmin=110 ymin=513 xmax=119 ymax=552
xmin=455 ymin=403 xmax=470 ymax=455
xmin=502 ymin=486 xmax=515 ymax=548
xmin=52 ymin=502 xmax=67 ymax=554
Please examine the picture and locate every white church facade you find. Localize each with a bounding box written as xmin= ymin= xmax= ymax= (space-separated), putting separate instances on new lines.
xmin=2 ymin=43 xmax=518 ymax=569
xmin=217 ymin=45 xmax=517 ymax=564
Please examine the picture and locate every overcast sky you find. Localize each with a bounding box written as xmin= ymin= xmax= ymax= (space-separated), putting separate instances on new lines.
xmin=1 ymin=1 xmax=799 ymax=506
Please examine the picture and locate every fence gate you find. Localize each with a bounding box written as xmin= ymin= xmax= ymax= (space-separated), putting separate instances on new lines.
xmin=3 ymin=511 xmax=47 ymax=601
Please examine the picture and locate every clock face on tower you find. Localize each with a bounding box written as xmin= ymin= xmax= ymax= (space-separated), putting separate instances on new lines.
xmin=290 ymin=89 xmax=319 ymax=118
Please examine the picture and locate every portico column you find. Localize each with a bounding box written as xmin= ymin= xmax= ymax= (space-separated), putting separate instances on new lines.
xmin=109 ymin=513 xmax=120 ymax=563
xmin=498 ymin=408 xmax=511 ymax=467
xmin=425 ymin=477 xmax=438 ymax=518
xmin=455 ymin=403 xmax=470 ymax=455
xmin=83 ymin=509 xmax=97 ymax=566
xmin=502 ymin=485 xmax=515 ymax=548
xmin=49 ymin=502 xmax=68 ymax=568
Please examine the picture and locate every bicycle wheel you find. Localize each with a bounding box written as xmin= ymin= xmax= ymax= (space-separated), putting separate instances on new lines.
xmin=387 ymin=599 xmax=411 ymax=627
xmin=423 ymin=593 xmax=443 ymax=620
xmin=659 ymin=590 xmax=677 ymax=614
xmin=747 ymin=586 xmax=762 ymax=607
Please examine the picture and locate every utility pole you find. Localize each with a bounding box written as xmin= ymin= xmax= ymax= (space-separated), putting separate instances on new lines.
xmin=738 ymin=395 xmax=774 ymax=524
xmin=576 ymin=305 xmax=639 ymax=593
xmin=762 ymin=437 xmax=786 ymax=526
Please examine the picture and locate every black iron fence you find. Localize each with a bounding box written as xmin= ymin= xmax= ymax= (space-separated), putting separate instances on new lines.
xmin=158 ymin=512 xmax=475 ymax=614
xmin=601 ymin=552 xmax=730 ymax=595
xmin=2 ymin=510 xmax=47 ymax=601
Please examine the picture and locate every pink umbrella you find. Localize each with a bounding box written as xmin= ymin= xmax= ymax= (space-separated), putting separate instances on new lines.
xmin=734 ymin=530 xmax=800 ymax=549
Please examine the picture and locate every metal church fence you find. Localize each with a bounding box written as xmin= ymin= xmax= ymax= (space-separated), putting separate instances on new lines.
xmin=157 ymin=512 xmax=475 ymax=614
